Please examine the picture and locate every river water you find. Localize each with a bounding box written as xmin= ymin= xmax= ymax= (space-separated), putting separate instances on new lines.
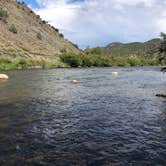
xmin=0 ymin=67 xmax=166 ymax=166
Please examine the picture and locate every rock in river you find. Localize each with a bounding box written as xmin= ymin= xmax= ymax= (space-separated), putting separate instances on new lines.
xmin=71 ymin=80 xmax=78 ymax=84
xmin=0 ymin=74 xmax=9 ymax=80
xmin=156 ymin=93 xmax=166 ymax=98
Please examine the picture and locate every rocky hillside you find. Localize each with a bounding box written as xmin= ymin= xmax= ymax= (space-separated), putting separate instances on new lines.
xmin=0 ymin=0 xmax=80 ymax=59
xmin=101 ymin=39 xmax=161 ymax=56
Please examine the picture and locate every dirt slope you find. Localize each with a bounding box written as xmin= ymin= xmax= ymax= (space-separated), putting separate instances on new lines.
xmin=0 ymin=0 xmax=80 ymax=58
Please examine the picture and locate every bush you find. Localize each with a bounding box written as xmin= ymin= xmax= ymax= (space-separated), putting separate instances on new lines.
xmin=60 ymin=51 xmax=163 ymax=68
xmin=60 ymin=52 xmax=82 ymax=67
xmin=59 ymin=33 xmax=64 ymax=38
xmin=82 ymin=55 xmax=94 ymax=67
xmin=9 ymin=24 xmax=18 ymax=34
xmin=16 ymin=58 xmax=29 ymax=69
xmin=60 ymin=48 xmax=67 ymax=53
xmin=0 ymin=7 xmax=8 ymax=23
xmin=37 ymin=32 xmax=42 ymax=40
xmin=85 ymin=46 xmax=102 ymax=55
xmin=42 ymin=20 xmax=47 ymax=24
xmin=127 ymin=57 xmax=141 ymax=66
xmin=36 ymin=15 xmax=40 ymax=19
xmin=51 ymin=26 xmax=59 ymax=33
xmin=0 ymin=57 xmax=12 ymax=64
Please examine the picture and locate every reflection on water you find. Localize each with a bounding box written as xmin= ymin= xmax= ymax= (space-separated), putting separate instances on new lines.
xmin=0 ymin=67 xmax=166 ymax=165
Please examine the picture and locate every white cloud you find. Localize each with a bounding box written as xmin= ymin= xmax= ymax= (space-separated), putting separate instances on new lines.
xmin=35 ymin=0 xmax=166 ymax=48
xmin=156 ymin=10 xmax=166 ymax=33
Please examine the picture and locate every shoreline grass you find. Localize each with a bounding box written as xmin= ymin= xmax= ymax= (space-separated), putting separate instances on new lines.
xmin=0 ymin=53 xmax=165 ymax=71
xmin=60 ymin=52 xmax=164 ymax=68
xmin=0 ymin=56 xmax=67 ymax=71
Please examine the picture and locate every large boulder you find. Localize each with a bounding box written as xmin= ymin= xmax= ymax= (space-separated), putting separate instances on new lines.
xmin=71 ymin=80 xmax=78 ymax=84
xmin=0 ymin=74 xmax=9 ymax=79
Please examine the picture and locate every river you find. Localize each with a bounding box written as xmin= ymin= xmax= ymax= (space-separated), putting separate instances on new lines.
xmin=0 ymin=67 xmax=166 ymax=165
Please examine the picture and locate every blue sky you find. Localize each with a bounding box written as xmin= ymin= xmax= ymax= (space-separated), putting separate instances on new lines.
xmin=19 ymin=0 xmax=166 ymax=48
xmin=19 ymin=0 xmax=39 ymax=8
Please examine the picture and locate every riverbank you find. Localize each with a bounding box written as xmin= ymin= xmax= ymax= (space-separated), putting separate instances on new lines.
xmin=0 ymin=53 xmax=165 ymax=70
xmin=60 ymin=52 xmax=164 ymax=68
xmin=0 ymin=56 xmax=67 ymax=70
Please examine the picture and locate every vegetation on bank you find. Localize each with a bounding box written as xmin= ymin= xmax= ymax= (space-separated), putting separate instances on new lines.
xmin=0 ymin=32 xmax=166 ymax=70
xmin=0 ymin=56 xmax=66 ymax=70
xmin=0 ymin=51 xmax=164 ymax=70
xmin=60 ymin=52 xmax=161 ymax=67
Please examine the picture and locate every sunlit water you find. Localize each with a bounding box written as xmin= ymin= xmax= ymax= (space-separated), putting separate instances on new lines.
xmin=0 ymin=67 xmax=166 ymax=166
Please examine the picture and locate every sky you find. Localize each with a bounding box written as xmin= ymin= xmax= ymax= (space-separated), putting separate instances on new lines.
xmin=19 ymin=0 xmax=166 ymax=48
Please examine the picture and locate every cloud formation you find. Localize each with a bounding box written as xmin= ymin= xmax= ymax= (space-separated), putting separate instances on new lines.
xmin=35 ymin=0 xmax=166 ymax=48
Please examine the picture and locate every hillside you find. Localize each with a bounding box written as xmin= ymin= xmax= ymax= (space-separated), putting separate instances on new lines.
xmin=0 ymin=0 xmax=80 ymax=59
xmin=101 ymin=39 xmax=161 ymax=56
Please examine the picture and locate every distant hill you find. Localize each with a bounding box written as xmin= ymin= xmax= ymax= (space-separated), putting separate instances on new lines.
xmin=101 ymin=39 xmax=161 ymax=56
xmin=0 ymin=0 xmax=80 ymax=59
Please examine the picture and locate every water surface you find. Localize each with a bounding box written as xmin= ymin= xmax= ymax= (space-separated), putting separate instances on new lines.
xmin=0 ymin=67 xmax=166 ymax=165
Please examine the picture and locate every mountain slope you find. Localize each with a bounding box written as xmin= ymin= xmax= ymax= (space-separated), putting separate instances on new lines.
xmin=0 ymin=0 xmax=80 ymax=59
xmin=101 ymin=39 xmax=161 ymax=56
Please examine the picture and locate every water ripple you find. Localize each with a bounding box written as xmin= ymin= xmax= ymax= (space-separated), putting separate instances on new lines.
xmin=0 ymin=67 xmax=166 ymax=165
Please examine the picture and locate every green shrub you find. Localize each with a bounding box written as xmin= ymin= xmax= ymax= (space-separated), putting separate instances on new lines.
xmin=9 ymin=24 xmax=18 ymax=34
xmin=60 ymin=52 xmax=82 ymax=67
xmin=85 ymin=46 xmax=102 ymax=55
xmin=37 ymin=32 xmax=42 ymax=40
xmin=0 ymin=7 xmax=8 ymax=23
xmin=59 ymin=33 xmax=64 ymax=38
xmin=60 ymin=52 xmax=163 ymax=67
xmin=60 ymin=48 xmax=67 ymax=53
xmin=42 ymin=20 xmax=47 ymax=24
xmin=127 ymin=57 xmax=141 ymax=66
xmin=82 ymin=55 xmax=94 ymax=67
xmin=51 ymin=26 xmax=59 ymax=33
xmin=15 ymin=58 xmax=29 ymax=69
xmin=0 ymin=57 xmax=12 ymax=64
xmin=36 ymin=15 xmax=40 ymax=19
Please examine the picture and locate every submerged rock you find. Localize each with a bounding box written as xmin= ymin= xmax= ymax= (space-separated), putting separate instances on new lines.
xmin=71 ymin=80 xmax=78 ymax=84
xmin=112 ymin=72 xmax=118 ymax=76
xmin=156 ymin=93 xmax=166 ymax=98
xmin=0 ymin=74 xmax=9 ymax=79
xmin=161 ymin=67 xmax=166 ymax=72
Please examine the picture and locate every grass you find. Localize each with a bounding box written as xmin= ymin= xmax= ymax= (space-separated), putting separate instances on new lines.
xmin=0 ymin=56 xmax=67 ymax=70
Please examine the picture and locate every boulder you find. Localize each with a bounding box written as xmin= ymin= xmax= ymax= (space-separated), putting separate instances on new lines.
xmin=71 ymin=80 xmax=78 ymax=84
xmin=0 ymin=74 xmax=9 ymax=79
xmin=161 ymin=67 xmax=166 ymax=72
xmin=156 ymin=93 xmax=166 ymax=98
xmin=112 ymin=72 xmax=118 ymax=76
